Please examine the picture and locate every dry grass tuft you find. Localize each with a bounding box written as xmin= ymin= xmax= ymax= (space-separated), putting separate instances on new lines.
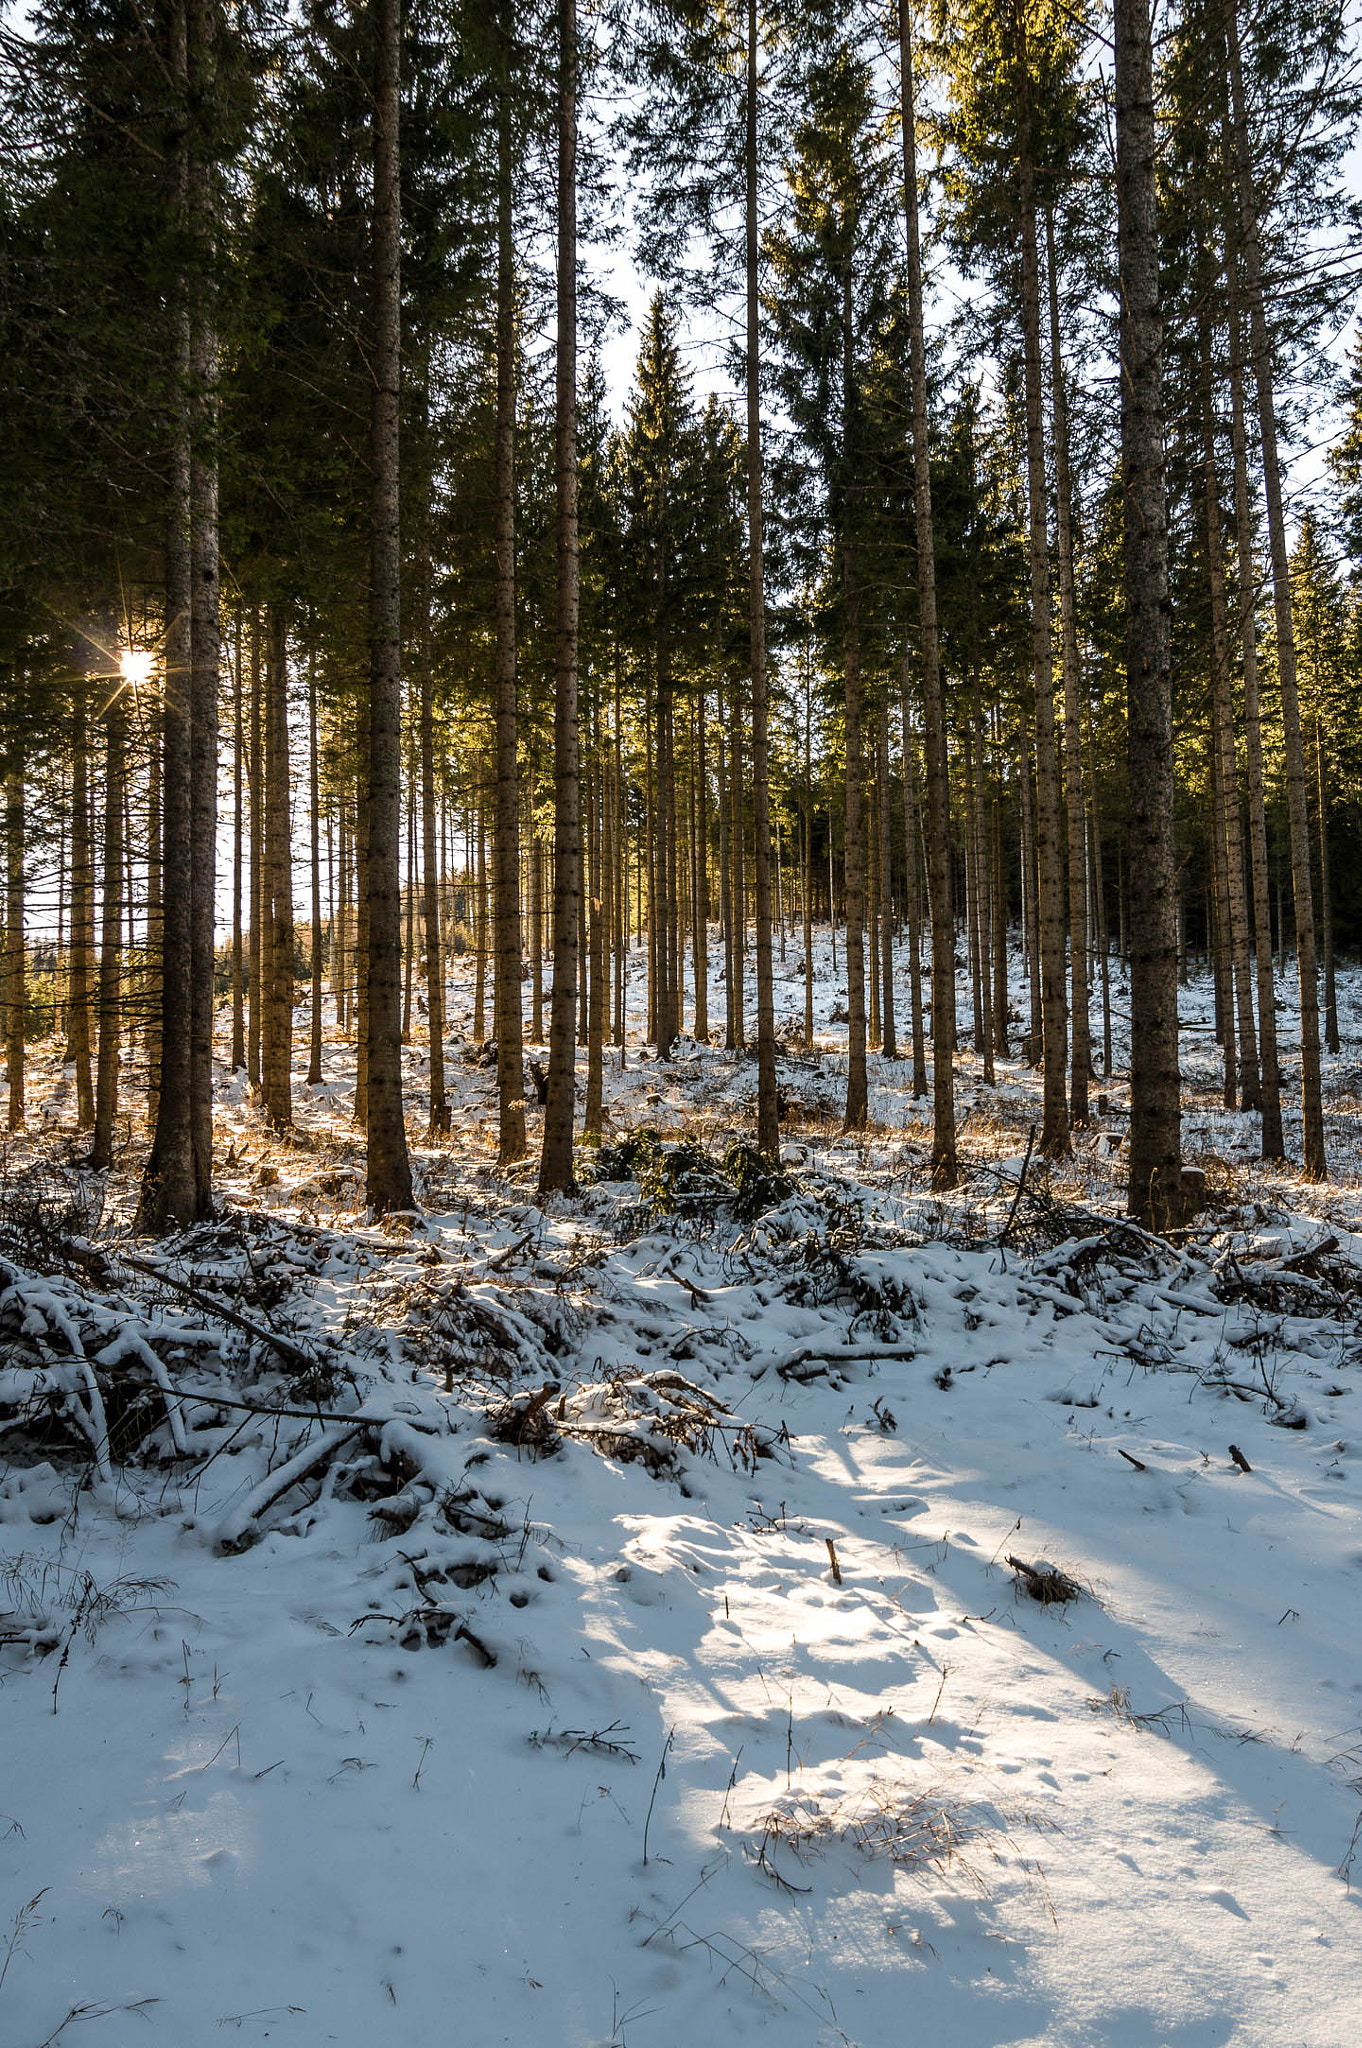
xmin=749 ymin=1779 xmax=985 ymax=1888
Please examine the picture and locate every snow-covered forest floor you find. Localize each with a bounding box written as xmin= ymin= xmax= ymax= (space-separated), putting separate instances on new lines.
xmin=3 ymin=934 xmax=1362 ymax=2048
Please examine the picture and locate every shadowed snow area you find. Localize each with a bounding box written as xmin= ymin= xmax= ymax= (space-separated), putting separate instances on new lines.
xmin=3 ymin=941 xmax=1362 ymax=2046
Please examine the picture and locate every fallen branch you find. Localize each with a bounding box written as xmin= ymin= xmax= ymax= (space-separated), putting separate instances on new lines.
xmin=115 ymin=1254 xmax=318 ymax=1372
xmin=487 ymin=1230 xmax=537 ymax=1275
xmin=214 ymin=1423 xmax=362 ymax=1553
xmin=766 ymin=1342 xmax=919 ymax=1384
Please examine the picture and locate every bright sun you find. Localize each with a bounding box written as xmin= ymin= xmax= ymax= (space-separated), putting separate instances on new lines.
xmin=120 ymin=648 xmax=154 ymax=687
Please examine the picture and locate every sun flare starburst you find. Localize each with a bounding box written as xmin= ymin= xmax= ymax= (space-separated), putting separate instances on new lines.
xmin=119 ymin=648 xmax=154 ymax=688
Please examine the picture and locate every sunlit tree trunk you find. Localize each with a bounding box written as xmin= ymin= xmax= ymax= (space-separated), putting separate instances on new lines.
xmin=1018 ymin=143 xmax=1068 ymax=1156
xmin=900 ymin=0 xmax=954 ymax=1181
xmin=364 ymin=0 xmax=414 ymax=1211
xmin=493 ymin=31 xmax=526 ymax=1161
xmin=1227 ymin=289 xmax=1283 ymax=1157
xmin=1116 ymin=0 xmax=1182 ymax=1226
xmin=186 ymin=0 xmax=220 ymax=1219
xmin=66 ymin=671 xmax=95 ymax=1126
xmin=231 ymin=634 xmax=247 ymax=1075
xmin=262 ymin=605 xmax=293 ymax=1129
xmin=1201 ymin=363 xmax=1259 ymax=1109
xmin=91 ymin=692 xmax=125 ymax=1169
xmin=419 ymin=558 xmax=447 ymax=1129
xmin=1226 ymin=3 xmax=1324 ymax=1178
xmin=746 ymin=0 xmax=778 ymax=1147
xmin=307 ymin=649 xmax=324 ymax=1087
xmin=1046 ymin=210 xmax=1089 ymax=1125
xmin=841 ymin=262 xmax=868 ymax=1130
xmin=539 ymin=0 xmax=581 ymax=1194
xmin=139 ymin=0 xmax=196 ymax=1228
xmin=877 ymin=707 xmax=897 ymax=1061
xmin=5 ymin=753 xmax=24 ymax=1131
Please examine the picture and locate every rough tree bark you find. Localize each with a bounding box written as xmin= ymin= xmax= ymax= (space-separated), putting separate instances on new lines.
xmin=90 ymin=691 xmax=125 ymax=1171
xmin=538 ymin=0 xmax=581 ymax=1196
xmin=364 ymin=0 xmax=414 ymax=1212
xmin=262 ymin=605 xmax=293 ymax=1129
xmin=1046 ymin=210 xmax=1089 ymax=1126
xmin=1226 ymin=2 xmax=1325 ymax=1179
xmin=1017 ymin=129 xmax=1068 ymax=1157
xmin=746 ymin=0 xmax=778 ymax=1151
xmin=1116 ymin=0 xmax=1182 ymax=1227
xmin=139 ymin=0 xmax=198 ymax=1229
xmin=899 ymin=1 xmax=955 ymax=1183
xmin=493 ymin=19 xmax=526 ymax=1161
xmin=66 ymin=661 xmax=95 ymax=1127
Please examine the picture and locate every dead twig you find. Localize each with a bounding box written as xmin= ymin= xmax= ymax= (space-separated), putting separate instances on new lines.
xmin=998 ymin=1125 xmax=1038 ymax=1248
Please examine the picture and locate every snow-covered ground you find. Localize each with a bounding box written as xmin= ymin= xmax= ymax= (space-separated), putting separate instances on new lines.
xmin=2 ymin=937 xmax=1361 ymax=2047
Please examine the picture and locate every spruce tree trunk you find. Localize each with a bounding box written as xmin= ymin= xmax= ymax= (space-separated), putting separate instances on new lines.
xmin=187 ymin=0 xmax=219 ymax=1219
xmin=530 ymin=767 xmax=544 ymax=1042
xmin=613 ymin=686 xmax=626 ymax=1047
xmin=900 ymin=2 xmax=955 ymax=1182
xmin=538 ymin=0 xmax=581 ymax=1195
xmin=901 ymin=684 xmax=928 ymax=1096
xmin=877 ymin=707 xmax=897 ymax=1060
xmin=139 ymin=0 xmax=197 ymax=1228
xmin=67 ymin=676 xmax=95 ymax=1126
xmin=364 ymin=0 xmax=414 ymax=1212
xmin=1227 ymin=269 xmax=1284 ymax=1155
xmin=693 ymin=689 xmax=709 ymax=1041
xmin=718 ymin=722 xmax=734 ymax=1050
xmin=419 ymin=560 xmax=448 ymax=1129
xmin=473 ymin=796 xmax=487 ymax=1044
xmin=247 ymin=624 xmax=263 ymax=1086
xmin=585 ymin=752 xmax=605 ymax=1137
xmin=1207 ymin=728 xmax=1236 ymax=1106
xmin=308 ymin=650 xmax=324 ymax=1086
xmin=1018 ymin=704 xmax=1041 ymax=1060
xmin=1201 ymin=372 xmax=1260 ymax=1108
xmin=403 ymin=732 xmax=416 ymax=1043
xmin=5 ymin=756 xmax=23 ymax=1131
xmin=231 ymin=642 xmax=247 ymax=1073
xmin=1116 ymin=0 xmax=1182 ymax=1226
xmin=1046 ymin=211 xmax=1089 ymax=1125
xmin=493 ymin=38 xmax=526 ymax=1161
xmin=841 ymin=261 xmax=868 ymax=1130
xmin=1316 ymin=722 xmax=1339 ymax=1054
xmin=803 ymin=692 xmax=815 ymax=1048
xmin=1018 ymin=156 xmax=1069 ymax=1156
xmin=734 ymin=702 xmax=747 ymax=1047
xmin=91 ymin=694 xmax=125 ymax=1169
xmin=746 ymin=0 xmax=778 ymax=1148
xmin=964 ymin=725 xmax=982 ymax=1056
xmin=842 ymin=552 xmax=868 ymax=1129
xmin=868 ymin=779 xmax=881 ymax=1051
xmin=970 ymin=685 xmax=993 ymax=1084
xmin=262 ymin=605 xmax=293 ymax=1129
xmin=655 ymin=644 xmax=676 ymax=1057
xmin=253 ymin=621 xmax=273 ymax=1102
xmin=992 ymin=780 xmax=1010 ymax=1059
xmin=146 ymin=674 xmax=163 ymax=1115
xmin=1084 ymin=705 xmax=1113 ymax=1077
xmin=1226 ymin=5 xmax=1325 ymax=1178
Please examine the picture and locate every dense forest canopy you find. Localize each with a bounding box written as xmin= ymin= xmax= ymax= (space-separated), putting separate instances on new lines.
xmin=2 ymin=0 xmax=1362 ymax=1225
